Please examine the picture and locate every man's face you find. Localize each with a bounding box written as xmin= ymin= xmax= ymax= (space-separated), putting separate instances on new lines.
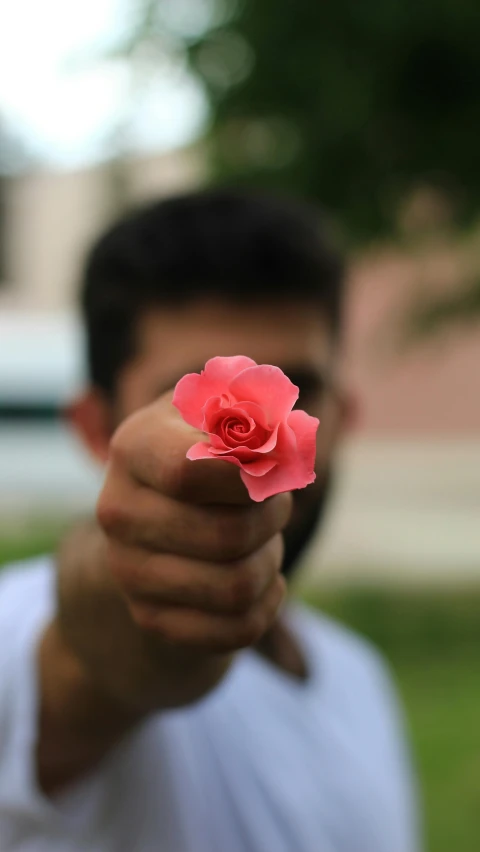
xmin=91 ymin=299 xmax=346 ymax=575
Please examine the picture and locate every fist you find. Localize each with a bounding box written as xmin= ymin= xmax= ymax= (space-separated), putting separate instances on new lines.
xmin=97 ymin=393 xmax=292 ymax=653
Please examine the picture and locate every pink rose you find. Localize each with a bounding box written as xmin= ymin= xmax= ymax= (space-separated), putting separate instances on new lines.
xmin=173 ymin=355 xmax=319 ymax=502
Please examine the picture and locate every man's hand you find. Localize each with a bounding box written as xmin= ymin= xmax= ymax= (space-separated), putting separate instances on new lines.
xmin=98 ymin=393 xmax=290 ymax=655
xmin=39 ymin=394 xmax=291 ymax=793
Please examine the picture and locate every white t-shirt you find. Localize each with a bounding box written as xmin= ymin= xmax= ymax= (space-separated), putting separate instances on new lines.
xmin=0 ymin=558 xmax=419 ymax=852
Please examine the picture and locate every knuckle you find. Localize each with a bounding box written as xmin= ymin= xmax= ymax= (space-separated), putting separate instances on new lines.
xmin=276 ymin=491 xmax=294 ymax=529
xmin=211 ymin=511 xmax=254 ymax=561
xmin=235 ymin=609 xmax=267 ymax=648
xmin=128 ymin=601 xmax=156 ymax=632
xmin=111 ymin=552 xmax=147 ymax=594
xmin=267 ymin=533 xmax=285 ymax=571
xmin=151 ymin=619 xmax=178 ymax=643
xmin=96 ymin=491 xmax=125 ymax=537
xmin=109 ymin=422 xmax=132 ymax=466
xmin=129 ymin=603 xmax=175 ymax=641
xmin=225 ymin=565 xmax=259 ymax=612
xmin=161 ymin=453 xmax=191 ymax=500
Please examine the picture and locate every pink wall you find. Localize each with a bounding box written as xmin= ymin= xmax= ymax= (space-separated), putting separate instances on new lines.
xmin=345 ymin=248 xmax=480 ymax=437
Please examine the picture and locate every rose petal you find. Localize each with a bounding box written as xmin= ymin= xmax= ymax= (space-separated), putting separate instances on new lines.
xmin=186 ymin=441 xmax=216 ymax=461
xmin=241 ymin=460 xmax=316 ymax=502
xmin=210 ymin=430 xmax=261 ymax=450
xmin=240 ymin=457 xmax=277 ymax=477
xmin=272 ymin=417 xmax=297 ymax=456
xmin=222 ymin=427 xmax=261 ymax=447
xmin=178 ymin=356 xmax=319 ymax=503
xmin=208 ymin=444 xmax=259 ymax=461
xmin=202 ymin=396 xmax=232 ymax=431
xmin=173 ymin=375 xmax=214 ymax=429
xmin=231 ymin=400 xmax=270 ymax=429
xmin=186 ymin=442 xmax=242 ymax=464
xmin=229 ymin=365 xmax=299 ymax=425
xmin=221 ymin=413 xmax=257 ymax=438
xmin=209 ymin=432 xmax=230 ymax=451
xmin=204 ymin=402 xmax=255 ymax=435
xmin=207 ymin=422 xmax=277 ymax=455
xmin=173 ymin=356 xmax=257 ymax=429
xmin=204 ymin=355 xmax=258 ymax=384
xmin=188 ymin=444 xmax=277 ymax=477
xmin=248 ymin=421 xmax=279 ymax=454
xmin=239 ymin=413 xmax=319 ymax=501
xmin=287 ymin=409 xmax=320 ymax=474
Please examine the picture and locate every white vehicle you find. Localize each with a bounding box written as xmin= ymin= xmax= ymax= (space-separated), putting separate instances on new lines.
xmin=0 ymin=312 xmax=100 ymax=518
xmin=0 ymin=311 xmax=83 ymax=410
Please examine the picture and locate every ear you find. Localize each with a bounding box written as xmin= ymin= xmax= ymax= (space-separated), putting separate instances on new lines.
xmin=64 ymin=390 xmax=114 ymax=464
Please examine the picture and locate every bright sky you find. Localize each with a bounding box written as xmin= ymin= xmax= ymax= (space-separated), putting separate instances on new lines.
xmin=0 ymin=0 xmax=207 ymax=168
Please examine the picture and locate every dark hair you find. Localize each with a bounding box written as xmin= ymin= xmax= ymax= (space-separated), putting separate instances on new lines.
xmin=81 ymin=187 xmax=345 ymax=394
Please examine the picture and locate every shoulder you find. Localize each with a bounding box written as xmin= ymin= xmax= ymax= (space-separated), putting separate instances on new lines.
xmin=290 ymin=603 xmax=404 ymax=726
xmin=0 ymin=557 xmax=55 ymax=807
xmin=292 ymin=602 xmax=389 ymax=679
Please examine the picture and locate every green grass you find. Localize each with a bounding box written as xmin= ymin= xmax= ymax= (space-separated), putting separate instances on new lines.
xmin=0 ymin=524 xmax=62 ymax=566
xmin=396 ymin=656 xmax=480 ymax=852
xmin=307 ymin=588 xmax=480 ymax=852
xmin=2 ymin=534 xmax=480 ymax=850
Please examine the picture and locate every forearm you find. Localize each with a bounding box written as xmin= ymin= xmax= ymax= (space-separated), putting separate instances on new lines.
xmin=37 ymin=521 xmax=232 ymax=794
xmin=37 ymin=619 xmax=142 ymax=794
xmin=38 ymin=623 xmax=231 ymax=795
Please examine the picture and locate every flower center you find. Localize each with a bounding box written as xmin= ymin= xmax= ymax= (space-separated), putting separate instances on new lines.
xmin=206 ymin=402 xmax=273 ymax=452
xmin=229 ymin=418 xmax=250 ymax=435
xmin=221 ymin=414 xmax=257 ymax=444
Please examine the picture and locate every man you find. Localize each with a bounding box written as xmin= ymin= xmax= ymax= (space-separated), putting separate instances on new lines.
xmin=0 ymin=189 xmax=419 ymax=851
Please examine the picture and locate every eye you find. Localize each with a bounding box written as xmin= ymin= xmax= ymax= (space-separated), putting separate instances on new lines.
xmin=287 ymin=370 xmax=328 ymax=411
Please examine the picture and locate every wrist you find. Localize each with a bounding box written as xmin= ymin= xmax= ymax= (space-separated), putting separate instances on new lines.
xmin=37 ymin=619 xmax=141 ymax=795
xmin=40 ymin=618 xmax=141 ymax=730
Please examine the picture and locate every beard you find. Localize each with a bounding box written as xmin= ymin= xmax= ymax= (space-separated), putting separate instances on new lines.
xmin=281 ymin=467 xmax=334 ymax=580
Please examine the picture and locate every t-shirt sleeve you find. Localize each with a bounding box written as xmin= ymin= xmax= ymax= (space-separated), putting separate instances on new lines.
xmin=0 ymin=561 xmax=56 ymax=821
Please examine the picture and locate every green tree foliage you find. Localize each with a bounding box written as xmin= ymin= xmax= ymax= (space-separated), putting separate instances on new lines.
xmin=408 ymin=278 xmax=480 ymax=335
xmin=106 ymin=2 xmax=480 ymax=240
xmin=185 ymin=0 xmax=480 ymax=243
xmin=109 ymin=0 xmax=480 ymax=323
